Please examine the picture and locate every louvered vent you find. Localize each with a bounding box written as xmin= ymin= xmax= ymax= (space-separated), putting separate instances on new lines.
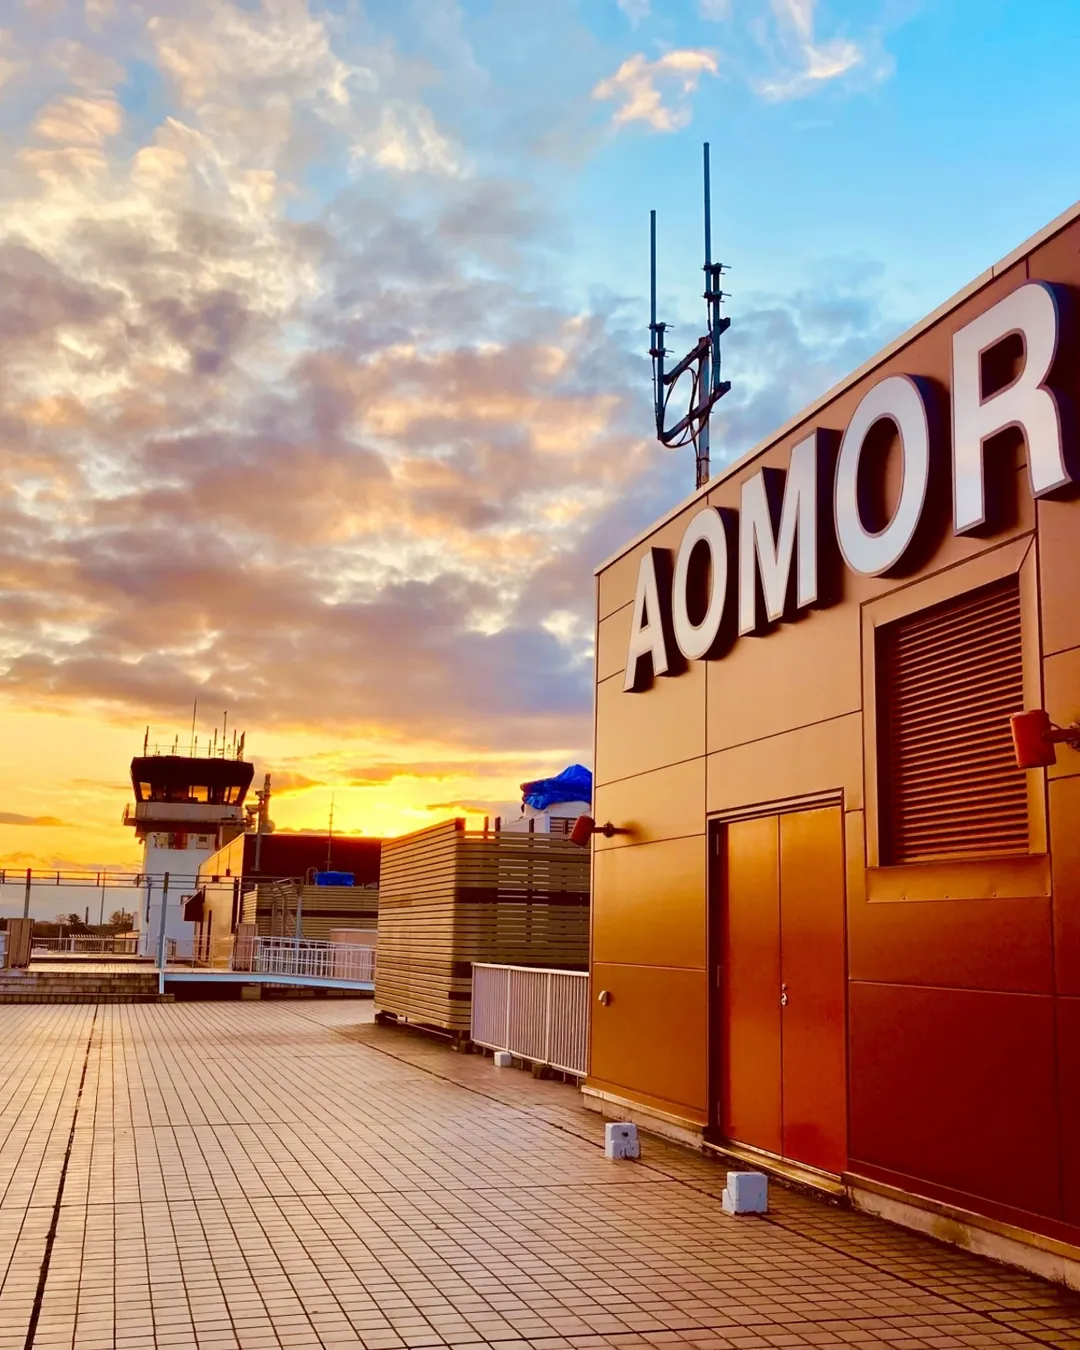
xmin=878 ymin=576 xmax=1028 ymax=864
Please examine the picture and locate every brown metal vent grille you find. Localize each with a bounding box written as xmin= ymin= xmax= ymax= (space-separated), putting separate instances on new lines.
xmin=878 ymin=576 xmax=1027 ymax=864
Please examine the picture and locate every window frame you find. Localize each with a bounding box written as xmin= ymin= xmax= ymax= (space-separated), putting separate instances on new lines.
xmin=861 ymin=536 xmax=1048 ymax=898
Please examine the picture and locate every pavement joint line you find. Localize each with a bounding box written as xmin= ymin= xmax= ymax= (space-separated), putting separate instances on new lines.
xmin=293 ymin=1008 xmax=1067 ymax=1348
xmin=21 ymin=1005 xmax=98 ymax=1350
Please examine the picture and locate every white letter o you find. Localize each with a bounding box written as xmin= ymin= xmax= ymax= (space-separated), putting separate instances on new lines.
xmin=835 ymin=375 xmax=933 ymax=577
xmin=672 ymin=507 xmax=729 ymax=660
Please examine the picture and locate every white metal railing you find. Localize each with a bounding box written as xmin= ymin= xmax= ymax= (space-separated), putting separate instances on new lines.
xmin=29 ymin=935 xmax=139 ymax=955
xmin=470 ymin=963 xmax=589 ymax=1076
xmin=248 ymin=936 xmax=376 ymax=983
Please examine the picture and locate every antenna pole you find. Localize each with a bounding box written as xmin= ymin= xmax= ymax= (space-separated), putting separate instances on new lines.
xmin=325 ymin=795 xmax=335 ymax=872
xmin=650 ymin=209 xmax=657 ymax=331
xmin=647 ymin=143 xmax=732 ymax=488
xmin=190 ymin=699 xmax=197 ymax=757
xmin=649 ymin=210 xmax=666 ymax=436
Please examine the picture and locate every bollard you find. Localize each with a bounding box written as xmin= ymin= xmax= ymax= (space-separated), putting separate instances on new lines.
xmin=604 ymin=1121 xmax=639 ymax=1159
xmin=722 ymin=1171 xmax=768 ymax=1214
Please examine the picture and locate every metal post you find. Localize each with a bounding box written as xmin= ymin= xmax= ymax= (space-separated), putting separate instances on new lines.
xmin=156 ymin=871 xmax=169 ymax=996
xmin=22 ymin=868 xmax=30 ymax=919
xmin=696 ymin=346 xmax=711 ymax=488
xmin=544 ymin=972 xmax=553 ymax=1067
xmin=295 ymin=887 xmax=303 ymax=942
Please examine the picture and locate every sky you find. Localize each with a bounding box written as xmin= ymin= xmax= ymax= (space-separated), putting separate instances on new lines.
xmin=3 ymin=0 xmax=1080 ymax=889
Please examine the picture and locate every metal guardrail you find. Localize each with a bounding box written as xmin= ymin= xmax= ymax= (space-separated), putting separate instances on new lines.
xmin=29 ymin=935 xmax=139 ymax=955
xmin=249 ymin=936 xmax=375 ymax=983
xmin=470 ymin=963 xmax=589 ymax=1076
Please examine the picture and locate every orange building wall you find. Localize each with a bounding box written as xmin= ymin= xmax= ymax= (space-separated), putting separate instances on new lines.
xmin=590 ymin=203 xmax=1080 ymax=1244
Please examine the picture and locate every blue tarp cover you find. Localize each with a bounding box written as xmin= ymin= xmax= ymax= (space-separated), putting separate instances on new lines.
xmin=315 ymin=871 xmax=354 ymax=887
xmin=520 ymin=764 xmax=592 ymax=812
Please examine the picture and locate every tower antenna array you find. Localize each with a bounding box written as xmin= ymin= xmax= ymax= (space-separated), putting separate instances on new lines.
xmin=649 ymin=142 xmax=731 ymax=489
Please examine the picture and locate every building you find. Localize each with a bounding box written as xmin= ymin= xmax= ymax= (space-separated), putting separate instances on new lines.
xmin=124 ymin=734 xmax=254 ymax=956
xmin=188 ymin=830 xmax=383 ymax=961
xmin=588 ymin=201 xmax=1080 ymax=1282
xmin=500 ymin=764 xmax=593 ymax=837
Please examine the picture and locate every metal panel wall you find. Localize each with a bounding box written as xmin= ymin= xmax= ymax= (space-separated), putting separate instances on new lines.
xmin=590 ymin=203 xmax=1080 ymax=1249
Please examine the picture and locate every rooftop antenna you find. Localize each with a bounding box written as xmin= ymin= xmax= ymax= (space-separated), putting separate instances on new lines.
xmin=143 ymin=726 xmax=149 ymax=756
xmin=649 ymin=141 xmax=731 ymax=489
xmin=325 ymin=794 xmax=335 ymax=872
xmin=189 ymin=699 xmax=197 ymax=757
xmin=222 ymin=711 xmax=228 ymax=758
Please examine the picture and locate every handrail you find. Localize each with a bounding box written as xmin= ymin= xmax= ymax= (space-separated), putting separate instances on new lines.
xmin=470 ymin=963 xmax=589 ymax=1076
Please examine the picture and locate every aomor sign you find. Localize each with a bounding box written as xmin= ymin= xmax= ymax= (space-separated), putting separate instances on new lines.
xmin=624 ymin=280 xmax=1075 ymax=693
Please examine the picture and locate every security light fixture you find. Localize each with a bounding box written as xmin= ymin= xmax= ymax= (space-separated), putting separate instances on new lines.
xmin=1010 ymin=709 xmax=1080 ymax=769
xmin=569 ymin=815 xmax=624 ymax=848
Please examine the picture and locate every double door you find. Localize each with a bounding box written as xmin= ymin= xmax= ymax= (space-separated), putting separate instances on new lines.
xmin=716 ymin=805 xmax=847 ymax=1176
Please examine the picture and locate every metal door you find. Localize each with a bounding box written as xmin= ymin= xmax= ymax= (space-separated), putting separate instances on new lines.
xmin=717 ymin=805 xmax=848 ymax=1175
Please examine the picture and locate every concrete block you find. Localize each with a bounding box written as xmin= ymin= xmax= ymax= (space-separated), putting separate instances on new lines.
xmin=493 ymin=1051 xmax=513 ymax=1068
xmin=605 ymin=1121 xmax=639 ymax=1160
xmin=240 ymin=985 xmax=262 ymax=1001
xmin=722 ymin=1171 xmax=768 ymax=1214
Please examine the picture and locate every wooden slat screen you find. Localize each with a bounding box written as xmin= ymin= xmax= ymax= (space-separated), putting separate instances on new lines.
xmin=375 ymin=819 xmax=589 ymax=1033
xmin=877 ymin=576 xmax=1028 ymax=864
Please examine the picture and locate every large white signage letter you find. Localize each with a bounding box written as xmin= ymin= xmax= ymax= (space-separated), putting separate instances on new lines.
xmin=952 ymin=281 xmax=1070 ymax=533
xmin=672 ymin=507 xmax=731 ymax=660
xmin=738 ymin=433 xmax=822 ymax=635
xmin=623 ymin=548 xmax=675 ymax=692
xmin=834 ymin=375 xmax=934 ymax=576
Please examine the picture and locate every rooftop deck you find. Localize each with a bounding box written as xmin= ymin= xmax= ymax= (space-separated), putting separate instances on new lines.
xmin=0 ymin=1001 xmax=1077 ymax=1350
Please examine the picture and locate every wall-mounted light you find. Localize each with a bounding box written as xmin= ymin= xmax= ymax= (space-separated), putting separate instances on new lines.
xmin=1010 ymin=709 xmax=1080 ymax=769
xmin=569 ymin=815 xmax=629 ymax=848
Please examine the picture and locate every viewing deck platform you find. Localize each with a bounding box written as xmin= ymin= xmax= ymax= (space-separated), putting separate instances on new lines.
xmin=0 ymin=999 xmax=1078 ymax=1349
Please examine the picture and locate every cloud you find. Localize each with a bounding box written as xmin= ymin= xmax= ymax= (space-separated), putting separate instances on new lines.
xmin=617 ymin=0 xmax=651 ymax=23
xmin=592 ymin=50 xmax=718 ymax=132
xmin=424 ymin=799 xmax=508 ymax=814
xmin=700 ymin=0 xmax=890 ymax=101
xmin=256 ymin=771 xmax=324 ymax=795
xmin=0 ymin=813 xmax=70 ymax=827
xmin=0 ymin=0 xmax=908 ymax=866
xmin=33 ymin=94 xmax=124 ymax=147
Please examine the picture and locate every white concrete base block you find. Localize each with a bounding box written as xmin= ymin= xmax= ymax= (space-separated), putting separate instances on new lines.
xmin=722 ymin=1171 xmax=768 ymax=1215
xmin=493 ymin=1051 xmax=513 ymax=1068
xmin=605 ymin=1121 xmax=640 ymax=1160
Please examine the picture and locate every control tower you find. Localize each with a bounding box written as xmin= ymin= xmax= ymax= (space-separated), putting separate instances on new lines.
xmin=124 ymin=726 xmax=254 ymax=957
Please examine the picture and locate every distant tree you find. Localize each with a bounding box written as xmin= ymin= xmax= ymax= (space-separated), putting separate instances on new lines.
xmin=62 ymin=913 xmax=92 ymax=934
xmin=108 ymin=909 xmax=135 ymax=930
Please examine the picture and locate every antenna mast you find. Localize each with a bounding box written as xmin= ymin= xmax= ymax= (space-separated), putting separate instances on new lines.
xmin=649 ymin=142 xmax=731 ymax=489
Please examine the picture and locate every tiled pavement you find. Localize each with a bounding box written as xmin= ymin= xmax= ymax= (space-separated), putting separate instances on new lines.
xmin=2 ymin=1004 xmax=1080 ymax=1350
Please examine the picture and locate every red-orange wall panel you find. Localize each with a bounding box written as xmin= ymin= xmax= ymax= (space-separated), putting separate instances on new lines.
xmin=847 ymin=895 xmax=1054 ymax=993
xmin=849 ymin=983 xmax=1060 ymax=1220
xmin=589 ymin=962 xmax=708 ymax=1118
xmin=1051 ymin=775 xmax=1080 ymax=997
xmin=1057 ymin=996 xmax=1080 ymax=1225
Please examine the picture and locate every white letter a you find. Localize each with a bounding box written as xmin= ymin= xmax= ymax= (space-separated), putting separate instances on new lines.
xmin=624 ymin=548 xmax=674 ymax=693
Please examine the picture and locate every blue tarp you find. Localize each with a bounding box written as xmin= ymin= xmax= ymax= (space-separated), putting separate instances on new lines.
xmin=520 ymin=764 xmax=592 ymax=812
xmin=315 ymin=871 xmax=354 ymax=887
